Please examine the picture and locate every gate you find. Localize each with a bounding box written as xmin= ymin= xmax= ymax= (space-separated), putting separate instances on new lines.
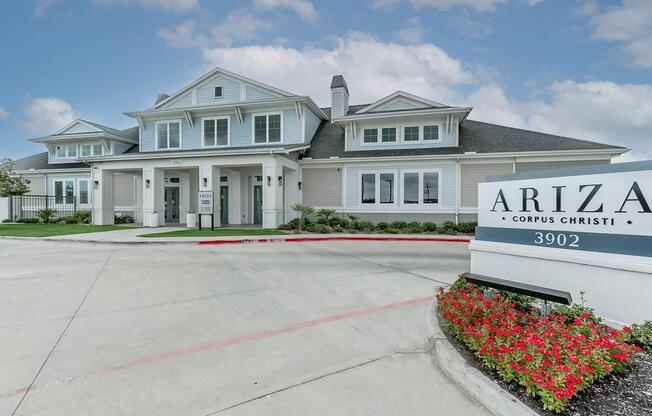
xmin=9 ymin=195 xmax=77 ymax=221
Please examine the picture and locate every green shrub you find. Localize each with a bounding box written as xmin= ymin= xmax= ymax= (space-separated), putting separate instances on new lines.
xmin=376 ymin=222 xmax=389 ymax=231
xmin=36 ymin=208 xmax=57 ymax=224
xmin=628 ymin=321 xmax=652 ymax=354
xmin=330 ymin=217 xmax=350 ymax=228
xmin=385 ymin=228 xmax=399 ymax=234
xmin=114 ymin=215 xmax=134 ymax=224
xmin=406 ymin=226 xmax=424 ymax=233
xmin=456 ymin=221 xmax=477 ymax=234
xmin=2 ymin=218 xmax=11 ymax=223
xmin=440 ymin=221 xmax=457 ymax=234
xmin=73 ymin=210 xmax=92 ymax=224
xmin=61 ymin=216 xmax=78 ymax=224
xmin=316 ymin=208 xmax=337 ymax=226
xmin=406 ymin=221 xmax=421 ymax=228
xmin=305 ymin=223 xmax=329 ymax=233
xmin=391 ymin=221 xmax=407 ymax=229
xmin=551 ymin=304 xmax=603 ymax=325
xmin=332 ymin=225 xmax=346 ymax=233
xmin=356 ymin=220 xmax=374 ymax=231
xmin=16 ymin=217 xmax=39 ymax=223
xmin=278 ymin=218 xmax=300 ymax=230
xmin=422 ymin=222 xmax=438 ymax=232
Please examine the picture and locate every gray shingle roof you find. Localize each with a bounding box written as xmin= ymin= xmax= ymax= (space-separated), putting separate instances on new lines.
xmin=330 ymin=75 xmax=348 ymax=94
xmin=302 ymin=110 xmax=626 ymax=160
xmin=12 ymin=152 xmax=88 ymax=171
xmin=78 ymin=120 xmax=138 ymax=141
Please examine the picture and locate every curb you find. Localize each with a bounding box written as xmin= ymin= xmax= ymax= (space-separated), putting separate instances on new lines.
xmin=427 ymin=301 xmax=538 ymax=416
xmin=198 ymin=236 xmax=472 ymax=245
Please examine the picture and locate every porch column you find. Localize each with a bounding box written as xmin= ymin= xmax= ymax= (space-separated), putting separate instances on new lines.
xmin=142 ymin=167 xmax=164 ymax=227
xmin=199 ymin=163 xmax=220 ymax=228
xmin=262 ymin=158 xmax=283 ymax=229
xmin=92 ymin=168 xmax=114 ymax=225
xmin=283 ymin=168 xmax=300 ymax=224
xmin=229 ymin=171 xmax=242 ymax=225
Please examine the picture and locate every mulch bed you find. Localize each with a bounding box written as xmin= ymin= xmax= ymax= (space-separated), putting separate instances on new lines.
xmin=438 ymin=313 xmax=652 ymax=415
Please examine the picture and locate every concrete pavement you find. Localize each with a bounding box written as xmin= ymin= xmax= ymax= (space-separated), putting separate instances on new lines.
xmin=0 ymin=239 xmax=487 ymax=415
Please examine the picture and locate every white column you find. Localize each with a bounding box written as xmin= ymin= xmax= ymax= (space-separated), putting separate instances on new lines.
xmin=134 ymin=175 xmax=143 ymax=224
xmin=283 ymin=169 xmax=299 ymax=223
xmin=229 ymin=171 xmax=242 ymax=225
xmin=142 ymin=167 xmax=164 ymax=227
xmin=262 ymin=158 xmax=283 ymax=229
xmin=199 ymin=163 xmax=220 ymax=228
xmin=179 ymin=172 xmax=190 ymax=223
xmin=92 ymin=169 xmax=114 ymax=225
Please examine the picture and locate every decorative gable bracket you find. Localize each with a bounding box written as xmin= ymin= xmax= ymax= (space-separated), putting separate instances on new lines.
xmin=294 ymin=101 xmax=303 ymax=120
xmin=184 ymin=110 xmax=194 ymax=128
xmin=234 ymin=106 xmax=244 ymax=125
xmin=99 ymin=137 xmax=111 ymax=153
xmin=46 ymin=143 xmax=56 ymax=155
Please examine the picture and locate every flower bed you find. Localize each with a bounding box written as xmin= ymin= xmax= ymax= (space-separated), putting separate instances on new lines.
xmin=437 ymin=283 xmax=640 ymax=412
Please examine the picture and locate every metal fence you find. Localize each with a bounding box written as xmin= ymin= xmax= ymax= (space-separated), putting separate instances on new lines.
xmin=9 ymin=195 xmax=77 ymax=221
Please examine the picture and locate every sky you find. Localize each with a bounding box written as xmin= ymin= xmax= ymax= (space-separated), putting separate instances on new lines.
xmin=0 ymin=0 xmax=651 ymax=161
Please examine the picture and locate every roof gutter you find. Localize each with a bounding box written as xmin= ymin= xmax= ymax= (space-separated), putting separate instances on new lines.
xmin=83 ymin=145 xmax=310 ymax=162
xmin=29 ymin=132 xmax=137 ymax=144
xmin=333 ymin=107 xmax=473 ymax=122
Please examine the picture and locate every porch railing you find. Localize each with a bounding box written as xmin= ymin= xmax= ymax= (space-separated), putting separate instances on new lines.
xmin=9 ymin=194 xmax=77 ymax=221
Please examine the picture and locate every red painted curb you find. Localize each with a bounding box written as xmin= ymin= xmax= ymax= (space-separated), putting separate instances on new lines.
xmin=197 ymin=236 xmax=472 ymax=246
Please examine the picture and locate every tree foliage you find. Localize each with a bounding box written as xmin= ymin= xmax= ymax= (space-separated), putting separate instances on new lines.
xmin=0 ymin=159 xmax=30 ymax=197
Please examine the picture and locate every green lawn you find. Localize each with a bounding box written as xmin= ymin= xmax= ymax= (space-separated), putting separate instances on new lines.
xmin=0 ymin=224 xmax=131 ymax=237
xmin=139 ymin=228 xmax=287 ymax=238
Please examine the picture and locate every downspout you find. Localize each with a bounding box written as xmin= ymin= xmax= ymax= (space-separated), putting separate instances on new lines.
xmin=455 ymin=155 xmax=461 ymax=224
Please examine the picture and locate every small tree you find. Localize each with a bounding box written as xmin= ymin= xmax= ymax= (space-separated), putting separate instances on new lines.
xmin=0 ymin=159 xmax=30 ymax=197
xmin=291 ymin=203 xmax=314 ymax=231
xmin=36 ymin=208 xmax=57 ymax=224
xmin=317 ymin=208 xmax=337 ymax=227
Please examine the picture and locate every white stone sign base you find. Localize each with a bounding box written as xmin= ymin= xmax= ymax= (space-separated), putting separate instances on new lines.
xmin=470 ymin=239 xmax=652 ymax=327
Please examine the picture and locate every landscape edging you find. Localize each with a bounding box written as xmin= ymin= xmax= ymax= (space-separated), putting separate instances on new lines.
xmin=427 ymin=301 xmax=539 ymax=416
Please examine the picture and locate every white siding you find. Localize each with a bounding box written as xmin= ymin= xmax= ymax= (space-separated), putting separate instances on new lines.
xmin=516 ymin=160 xmax=609 ymax=172
xmin=460 ymin=163 xmax=513 ymax=208
xmin=302 ymin=168 xmax=342 ymax=207
xmin=113 ymin=173 xmax=136 ymax=207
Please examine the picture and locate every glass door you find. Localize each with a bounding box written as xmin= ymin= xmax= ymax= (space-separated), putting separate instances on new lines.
xmin=164 ymin=187 xmax=180 ymax=223
xmin=220 ymin=186 xmax=229 ymax=225
xmin=253 ymin=185 xmax=263 ymax=225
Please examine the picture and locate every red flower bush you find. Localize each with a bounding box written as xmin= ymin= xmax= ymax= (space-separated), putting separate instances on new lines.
xmin=437 ymin=284 xmax=639 ymax=412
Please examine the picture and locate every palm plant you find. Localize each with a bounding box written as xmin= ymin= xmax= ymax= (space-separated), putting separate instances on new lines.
xmin=36 ymin=208 xmax=57 ymax=224
xmin=291 ymin=203 xmax=314 ymax=231
xmin=317 ymin=208 xmax=337 ymax=227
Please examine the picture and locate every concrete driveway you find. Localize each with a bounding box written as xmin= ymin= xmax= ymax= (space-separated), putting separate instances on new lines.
xmin=0 ymin=239 xmax=488 ymax=416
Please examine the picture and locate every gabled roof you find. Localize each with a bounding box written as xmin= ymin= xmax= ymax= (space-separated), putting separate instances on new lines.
xmin=30 ymin=119 xmax=138 ymax=144
xmin=152 ymin=66 xmax=298 ymax=110
xmin=355 ymin=91 xmax=448 ymax=114
xmin=12 ymin=152 xmax=88 ymax=171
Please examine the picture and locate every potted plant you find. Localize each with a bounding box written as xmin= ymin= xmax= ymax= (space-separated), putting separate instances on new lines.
xmin=146 ymin=210 xmax=159 ymax=227
xmin=186 ymin=210 xmax=197 ymax=228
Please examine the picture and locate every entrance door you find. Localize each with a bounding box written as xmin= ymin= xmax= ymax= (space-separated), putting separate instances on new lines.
xmin=164 ymin=187 xmax=180 ymax=223
xmin=220 ymin=186 xmax=229 ymax=225
xmin=253 ymin=185 xmax=263 ymax=225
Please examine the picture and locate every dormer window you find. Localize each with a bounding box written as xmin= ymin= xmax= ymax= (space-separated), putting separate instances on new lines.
xmin=55 ymin=145 xmax=78 ymax=158
xmin=423 ymin=125 xmax=439 ymax=141
xmin=214 ymin=86 xmax=223 ymax=98
xmin=56 ymin=146 xmax=66 ymax=158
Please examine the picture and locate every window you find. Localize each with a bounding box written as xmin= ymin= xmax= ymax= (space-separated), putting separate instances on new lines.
xmin=54 ymin=181 xmax=63 ymax=203
xmin=203 ymin=117 xmax=229 ymax=147
xmin=67 ymin=145 xmax=77 ymax=157
xmin=403 ymin=173 xmax=419 ymax=204
xmin=423 ymin=172 xmax=439 ymax=204
xmin=379 ymin=173 xmax=394 ymax=204
xmin=363 ymin=128 xmax=378 ymax=143
xmin=423 ymin=125 xmax=439 ymax=141
xmin=360 ymin=172 xmax=397 ymax=205
xmin=156 ymin=121 xmax=181 ymax=149
xmin=404 ymin=126 xmax=419 ymax=141
xmin=56 ymin=146 xmax=66 ymax=158
xmin=79 ymin=180 xmax=89 ymax=204
xmin=93 ymin=144 xmax=103 ymax=156
xmin=253 ymin=113 xmax=282 ymax=144
xmin=361 ymin=174 xmax=376 ymax=204
xmin=81 ymin=144 xmax=91 ymax=157
xmin=54 ymin=180 xmax=74 ymax=204
xmin=214 ymin=86 xmax=223 ymax=98
xmin=381 ymin=128 xmax=396 ymax=143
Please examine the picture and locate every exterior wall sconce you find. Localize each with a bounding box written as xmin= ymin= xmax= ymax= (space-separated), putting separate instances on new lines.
xmin=94 ymin=180 xmax=99 ymax=189
xmin=278 ymin=176 xmax=283 ymax=186
xmin=202 ymin=178 xmax=208 ymax=187
xmin=145 ymin=179 xmax=150 ymax=188
xmin=267 ymin=176 xmax=272 ymax=186
xmin=298 ymin=181 xmax=302 ymax=190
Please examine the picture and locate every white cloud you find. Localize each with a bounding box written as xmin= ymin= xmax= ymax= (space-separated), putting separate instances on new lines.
xmin=21 ymin=97 xmax=77 ymax=134
xmin=157 ymin=20 xmax=206 ymax=48
xmin=393 ymin=17 xmax=427 ymax=43
xmin=253 ymin=0 xmax=318 ymax=22
xmin=91 ymin=0 xmax=200 ymax=13
xmin=411 ymin=0 xmax=508 ymax=12
xmin=0 ymin=107 xmax=8 ymax=119
xmin=201 ymin=32 xmax=477 ymax=105
xmin=369 ymin=0 xmax=402 ymax=11
xmin=583 ymin=0 xmax=652 ymax=68
xmin=34 ymin=0 xmax=56 ymax=17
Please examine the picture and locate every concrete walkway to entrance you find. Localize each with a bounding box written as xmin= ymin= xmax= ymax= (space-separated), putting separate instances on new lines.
xmin=1 ymin=238 xmax=488 ymax=416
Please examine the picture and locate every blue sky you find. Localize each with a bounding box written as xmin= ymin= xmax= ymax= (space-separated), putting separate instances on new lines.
xmin=1 ymin=0 xmax=651 ymax=160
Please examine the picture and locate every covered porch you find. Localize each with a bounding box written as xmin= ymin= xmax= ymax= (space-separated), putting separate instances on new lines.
xmin=91 ymin=154 xmax=300 ymax=229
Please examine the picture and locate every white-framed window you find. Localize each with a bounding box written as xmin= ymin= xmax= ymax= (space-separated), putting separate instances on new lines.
xmin=81 ymin=144 xmax=91 ymax=157
xmin=78 ymin=179 xmax=89 ymax=204
xmin=400 ymin=170 xmax=442 ymax=206
xmin=423 ymin=125 xmax=439 ymax=141
xmin=55 ymin=145 xmax=78 ymax=158
xmin=55 ymin=146 xmax=66 ymax=158
xmin=363 ymin=128 xmax=378 ymax=143
xmin=155 ymin=120 xmax=182 ymax=150
xmin=54 ymin=179 xmax=75 ymax=204
xmin=252 ymin=112 xmax=282 ymax=144
xmin=214 ymin=86 xmax=223 ymax=98
xmin=381 ymin=127 xmax=397 ymax=143
xmin=404 ymin=126 xmax=419 ymax=141
xmin=93 ymin=144 xmax=103 ymax=155
xmin=360 ymin=171 xmax=398 ymax=206
xmin=202 ymin=116 xmax=230 ymax=147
